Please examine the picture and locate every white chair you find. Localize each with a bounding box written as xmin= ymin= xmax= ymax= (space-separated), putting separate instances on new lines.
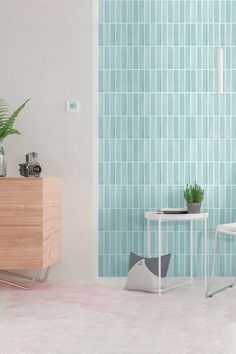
xmin=206 ymin=223 xmax=236 ymax=297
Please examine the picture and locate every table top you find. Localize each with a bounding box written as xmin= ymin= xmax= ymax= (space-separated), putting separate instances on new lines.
xmin=145 ymin=211 xmax=208 ymax=221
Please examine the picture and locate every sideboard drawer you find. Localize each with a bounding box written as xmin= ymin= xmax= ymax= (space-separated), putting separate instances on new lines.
xmin=0 ymin=177 xmax=61 ymax=270
xmin=0 ymin=205 xmax=42 ymax=225
xmin=0 ymin=226 xmax=42 ymax=269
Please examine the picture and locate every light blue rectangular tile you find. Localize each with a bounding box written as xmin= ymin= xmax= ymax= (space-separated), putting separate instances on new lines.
xmin=99 ymin=0 xmax=236 ymax=277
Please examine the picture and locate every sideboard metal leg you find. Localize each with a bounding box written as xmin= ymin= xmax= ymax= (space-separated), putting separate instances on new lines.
xmin=36 ymin=266 xmax=50 ymax=282
xmin=0 ymin=267 xmax=50 ymax=290
xmin=28 ymin=270 xmax=37 ymax=289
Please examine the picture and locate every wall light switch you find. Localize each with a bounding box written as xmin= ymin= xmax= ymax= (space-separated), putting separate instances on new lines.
xmin=66 ymin=100 xmax=80 ymax=113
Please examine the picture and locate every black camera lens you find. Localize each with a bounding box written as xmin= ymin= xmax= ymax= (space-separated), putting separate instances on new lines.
xmin=30 ymin=165 xmax=41 ymax=175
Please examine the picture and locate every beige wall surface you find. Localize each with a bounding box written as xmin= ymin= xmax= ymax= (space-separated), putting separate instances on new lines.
xmin=0 ymin=0 xmax=98 ymax=280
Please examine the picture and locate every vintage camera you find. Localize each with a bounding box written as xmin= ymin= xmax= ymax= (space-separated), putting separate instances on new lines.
xmin=19 ymin=152 xmax=42 ymax=177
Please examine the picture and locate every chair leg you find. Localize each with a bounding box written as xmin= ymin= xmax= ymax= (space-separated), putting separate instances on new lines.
xmin=205 ymin=230 xmax=218 ymax=297
xmin=233 ymin=237 xmax=236 ymax=286
xmin=206 ymin=231 xmax=235 ymax=298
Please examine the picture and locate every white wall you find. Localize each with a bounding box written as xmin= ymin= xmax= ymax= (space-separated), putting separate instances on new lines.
xmin=0 ymin=0 xmax=98 ymax=281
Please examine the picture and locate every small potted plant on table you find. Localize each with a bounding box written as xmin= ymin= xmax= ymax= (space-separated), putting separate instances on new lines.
xmin=184 ymin=182 xmax=204 ymax=214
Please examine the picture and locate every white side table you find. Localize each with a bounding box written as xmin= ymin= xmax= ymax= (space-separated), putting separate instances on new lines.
xmin=145 ymin=211 xmax=208 ymax=295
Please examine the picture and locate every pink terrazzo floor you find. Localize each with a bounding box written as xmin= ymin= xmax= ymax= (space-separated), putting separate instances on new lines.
xmin=0 ymin=279 xmax=236 ymax=354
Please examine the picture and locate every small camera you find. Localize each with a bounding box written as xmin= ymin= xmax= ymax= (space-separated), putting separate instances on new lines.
xmin=19 ymin=152 xmax=42 ymax=177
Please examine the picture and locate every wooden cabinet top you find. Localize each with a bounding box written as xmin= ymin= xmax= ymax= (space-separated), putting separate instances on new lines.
xmin=0 ymin=177 xmax=60 ymax=181
xmin=0 ymin=177 xmax=61 ymax=188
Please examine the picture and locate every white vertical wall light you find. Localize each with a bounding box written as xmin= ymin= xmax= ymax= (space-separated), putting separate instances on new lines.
xmin=216 ymin=48 xmax=224 ymax=94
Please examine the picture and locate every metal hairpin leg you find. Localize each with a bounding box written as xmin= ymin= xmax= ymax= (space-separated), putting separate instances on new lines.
xmin=0 ymin=267 xmax=50 ymax=290
xmin=206 ymin=231 xmax=235 ymax=298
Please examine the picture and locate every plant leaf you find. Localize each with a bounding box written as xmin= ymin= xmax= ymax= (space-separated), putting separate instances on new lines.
xmin=8 ymin=128 xmax=21 ymax=135
xmin=0 ymin=99 xmax=30 ymax=139
xmin=0 ymin=102 xmax=10 ymax=129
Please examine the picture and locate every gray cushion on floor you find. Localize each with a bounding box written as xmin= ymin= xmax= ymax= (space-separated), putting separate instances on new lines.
xmin=129 ymin=252 xmax=171 ymax=277
xmin=124 ymin=252 xmax=171 ymax=293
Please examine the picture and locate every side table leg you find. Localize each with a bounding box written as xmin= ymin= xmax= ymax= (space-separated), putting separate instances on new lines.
xmin=190 ymin=220 xmax=193 ymax=283
xmin=204 ymin=217 xmax=208 ymax=294
xmin=147 ymin=219 xmax=151 ymax=256
xmin=158 ymin=220 xmax=162 ymax=295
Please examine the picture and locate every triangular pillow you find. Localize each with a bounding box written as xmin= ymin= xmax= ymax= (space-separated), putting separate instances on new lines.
xmin=124 ymin=252 xmax=171 ymax=293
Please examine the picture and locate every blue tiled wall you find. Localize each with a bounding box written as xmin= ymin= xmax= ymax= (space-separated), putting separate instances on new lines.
xmin=99 ymin=0 xmax=236 ymax=277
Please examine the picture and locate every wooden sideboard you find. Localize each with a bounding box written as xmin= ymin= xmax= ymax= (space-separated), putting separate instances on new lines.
xmin=0 ymin=177 xmax=61 ymax=270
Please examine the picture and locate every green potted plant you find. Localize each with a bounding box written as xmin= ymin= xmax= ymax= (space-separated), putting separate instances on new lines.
xmin=183 ymin=182 xmax=204 ymax=214
xmin=0 ymin=98 xmax=30 ymax=177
